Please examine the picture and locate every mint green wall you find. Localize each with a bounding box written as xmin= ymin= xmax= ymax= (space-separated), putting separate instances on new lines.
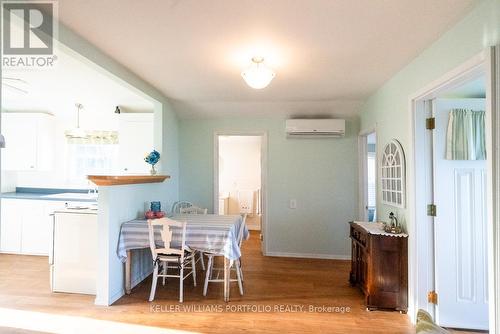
xmin=360 ymin=0 xmax=500 ymax=226
xmin=179 ymin=118 xmax=359 ymax=258
xmin=97 ymin=183 xmax=168 ymax=305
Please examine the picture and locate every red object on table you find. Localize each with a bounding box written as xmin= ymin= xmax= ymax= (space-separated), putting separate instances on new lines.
xmin=155 ymin=211 xmax=165 ymax=218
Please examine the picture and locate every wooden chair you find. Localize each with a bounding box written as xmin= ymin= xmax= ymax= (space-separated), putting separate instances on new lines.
xmin=178 ymin=204 xmax=208 ymax=270
xmin=171 ymin=201 xmax=194 ymax=214
xmin=203 ymin=215 xmax=247 ymax=296
xmin=179 ymin=205 xmax=208 ymax=215
xmin=147 ymin=217 xmax=196 ymax=303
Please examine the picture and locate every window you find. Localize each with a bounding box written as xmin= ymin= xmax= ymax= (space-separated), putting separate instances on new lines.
xmin=367 ymin=152 xmax=376 ymax=208
xmin=381 ymin=139 xmax=406 ymax=208
xmin=367 ymin=151 xmax=377 ymax=222
xmin=66 ymin=144 xmax=119 ymax=183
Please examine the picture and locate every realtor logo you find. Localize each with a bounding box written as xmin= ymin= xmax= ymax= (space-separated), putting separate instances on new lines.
xmin=1 ymin=0 xmax=58 ymax=68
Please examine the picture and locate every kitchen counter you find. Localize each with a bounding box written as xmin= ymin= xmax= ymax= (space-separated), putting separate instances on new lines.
xmin=1 ymin=187 xmax=97 ymax=202
xmin=0 ymin=189 xmax=98 ymax=257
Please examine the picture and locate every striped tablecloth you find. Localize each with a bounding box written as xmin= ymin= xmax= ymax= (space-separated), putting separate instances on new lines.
xmin=117 ymin=214 xmax=249 ymax=262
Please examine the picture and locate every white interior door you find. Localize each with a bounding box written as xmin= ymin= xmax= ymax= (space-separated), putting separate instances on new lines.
xmin=433 ymin=98 xmax=488 ymax=330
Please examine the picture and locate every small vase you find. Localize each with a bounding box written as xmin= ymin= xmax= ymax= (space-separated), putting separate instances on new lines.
xmin=150 ymin=201 xmax=161 ymax=212
xmin=150 ymin=165 xmax=157 ymax=175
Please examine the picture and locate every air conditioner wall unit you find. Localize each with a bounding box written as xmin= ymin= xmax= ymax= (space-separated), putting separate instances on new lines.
xmin=285 ymin=119 xmax=345 ymax=138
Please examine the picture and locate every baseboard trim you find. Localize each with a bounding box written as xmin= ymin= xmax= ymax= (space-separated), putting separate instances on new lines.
xmin=266 ymin=251 xmax=351 ymax=260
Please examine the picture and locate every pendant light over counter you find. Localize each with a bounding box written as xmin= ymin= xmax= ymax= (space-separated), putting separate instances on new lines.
xmin=65 ymin=103 xmax=88 ymax=139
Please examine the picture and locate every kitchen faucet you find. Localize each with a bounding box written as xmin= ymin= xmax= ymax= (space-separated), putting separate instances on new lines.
xmin=87 ymin=182 xmax=98 ymax=197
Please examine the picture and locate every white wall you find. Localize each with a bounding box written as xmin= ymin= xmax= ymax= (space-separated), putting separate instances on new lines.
xmin=219 ymin=136 xmax=261 ymax=214
xmin=1 ymin=171 xmax=16 ymax=192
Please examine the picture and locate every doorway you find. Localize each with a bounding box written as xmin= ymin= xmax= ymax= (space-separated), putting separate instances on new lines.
xmin=214 ymin=133 xmax=267 ymax=254
xmin=359 ymin=130 xmax=377 ymax=222
xmin=432 ymin=95 xmax=488 ymax=330
xmin=410 ymin=53 xmax=493 ymax=331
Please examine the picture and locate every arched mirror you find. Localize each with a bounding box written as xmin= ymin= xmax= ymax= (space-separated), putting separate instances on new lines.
xmin=380 ymin=139 xmax=406 ymax=208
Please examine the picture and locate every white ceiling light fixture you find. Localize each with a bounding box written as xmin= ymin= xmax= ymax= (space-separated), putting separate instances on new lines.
xmin=65 ymin=103 xmax=88 ymax=139
xmin=241 ymin=57 xmax=275 ymax=89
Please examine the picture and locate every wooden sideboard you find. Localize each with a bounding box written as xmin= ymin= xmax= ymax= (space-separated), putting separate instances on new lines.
xmin=349 ymin=221 xmax=408 ymax=313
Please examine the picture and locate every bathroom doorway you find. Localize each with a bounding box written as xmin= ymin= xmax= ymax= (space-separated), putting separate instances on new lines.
xmin=431 ymin=94 xmax=488 ymax=329
xmin=410 ymin=53 xmax=494 ymax=330
xmin=213 ymin=133 xmax=268 ymax=254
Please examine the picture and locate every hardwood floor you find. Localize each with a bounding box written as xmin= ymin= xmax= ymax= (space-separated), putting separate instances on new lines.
xmin=0 ymin=231 xmax=440 ymax=333
xmin=245 ymin=215 xmax=261 ymax=230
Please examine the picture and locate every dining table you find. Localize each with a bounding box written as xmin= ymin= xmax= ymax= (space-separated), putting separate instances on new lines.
xmin=117 ymin=214 xmax=249 ymax=302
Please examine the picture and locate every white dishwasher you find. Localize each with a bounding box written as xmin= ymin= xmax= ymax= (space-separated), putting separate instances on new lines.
xmin=51 ymin=208 xmax=98 ymax=295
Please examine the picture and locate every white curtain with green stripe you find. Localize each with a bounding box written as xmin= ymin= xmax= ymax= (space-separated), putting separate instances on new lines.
xmin=445 ymin=109 xmax=486 ymax=160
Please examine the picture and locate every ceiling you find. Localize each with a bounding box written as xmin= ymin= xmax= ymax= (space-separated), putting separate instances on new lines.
xmin=2 ymin=45 xmax=154 ymax=127
xmin=55 ymin=0 xmax=477 ymax=118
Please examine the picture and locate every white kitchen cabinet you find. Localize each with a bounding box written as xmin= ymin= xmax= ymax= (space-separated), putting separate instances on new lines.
xmin=0 ymin=199 xmax=91 ymax=255
xmin=117 ymin=113 xmax=154 ymax=174
xmin=20 ymin=200 xmax=48 ymax=255
xmin=21 ymin=200 xmax=68 ymax=255
xmin=1 ymin=113 xmax=55 ymax=171
xmin=2 ymin=115 xmax=37 ymax=171
xmin=0 ymin=199 xmax=22 ymax=253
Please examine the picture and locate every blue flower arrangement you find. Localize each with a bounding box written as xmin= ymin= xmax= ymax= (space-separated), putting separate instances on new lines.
xmin=145 ymin=150 xmax=160 ymax=175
